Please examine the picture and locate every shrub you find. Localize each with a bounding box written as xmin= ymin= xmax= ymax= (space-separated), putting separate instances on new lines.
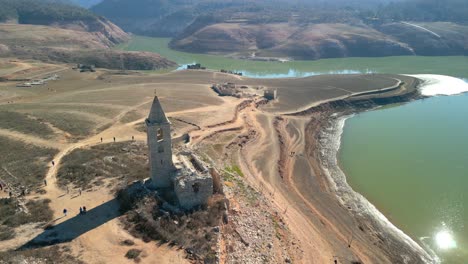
xmin=125 ymin=249 xmax=142 ymax=259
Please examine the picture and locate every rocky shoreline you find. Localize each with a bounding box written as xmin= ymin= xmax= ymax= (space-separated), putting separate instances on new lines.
xmin=306 ymin=80 xmax=439 ymax=263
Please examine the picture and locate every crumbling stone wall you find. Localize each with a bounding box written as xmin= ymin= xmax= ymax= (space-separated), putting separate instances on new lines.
xmin=175 ymin=174 xmax=213 ymax=210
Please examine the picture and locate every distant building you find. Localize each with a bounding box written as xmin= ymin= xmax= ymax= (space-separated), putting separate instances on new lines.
xmin=186 ymin=63 xmax=206 ymax=70
xmin=75 ymin=64 xmax=95 ymax=72
xmin=264 ymin=89 xmax=277 ymax=100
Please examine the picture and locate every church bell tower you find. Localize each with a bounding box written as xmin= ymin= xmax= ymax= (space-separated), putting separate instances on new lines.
xmin=146 ymin=96 xmax=175 ymax=188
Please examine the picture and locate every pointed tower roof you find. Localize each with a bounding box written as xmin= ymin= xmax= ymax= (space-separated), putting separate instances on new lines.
xmin=147 ymin=96 xmax=169 ymax=124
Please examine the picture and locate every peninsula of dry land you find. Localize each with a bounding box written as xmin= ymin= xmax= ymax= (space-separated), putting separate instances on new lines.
xmin=0 ymin=61 xmax=432 ymax=263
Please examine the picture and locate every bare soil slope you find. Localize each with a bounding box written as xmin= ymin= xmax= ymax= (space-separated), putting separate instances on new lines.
xmin=171 ymin=21 xmax=468 ymax=59
xmin=0 ymin=24 xmax=176 ymax=70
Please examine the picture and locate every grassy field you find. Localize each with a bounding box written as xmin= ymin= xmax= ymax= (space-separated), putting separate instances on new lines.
xmin=0 ymin=198 xmax=53 ymax=228
xmin=0 ymin=111 xmax=55 ymax=138
xmin=0 ymin=136 xmax=58 ymax=188
xmin=27 ymin=111 xmax=99 ymax=138
xmin=57 ymin=141 xmax=148 ymax=189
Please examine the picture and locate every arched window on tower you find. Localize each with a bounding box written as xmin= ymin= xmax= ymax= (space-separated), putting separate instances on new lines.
xmin=157 ymin=128 xmax=163 ymax=141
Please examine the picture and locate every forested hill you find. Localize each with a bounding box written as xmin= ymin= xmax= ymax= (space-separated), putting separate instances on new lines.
xmin=0 ymin=0 xmax=129 ymax=45
xmin=375 ymin=0 xmax=468 ymax=23
xmin=91 ymin=0 xmax=468 ymax=38
xmin=0 ymin=0 xmax=97 ymax=24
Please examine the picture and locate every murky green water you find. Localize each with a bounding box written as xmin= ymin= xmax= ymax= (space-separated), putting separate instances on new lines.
xmin=119 ymin=36 xmax=468 ymax=78
xmin=121 ymin=36 xmax=468 ymax=262
xmin=339 ymin=93 xmax=468 ymax=263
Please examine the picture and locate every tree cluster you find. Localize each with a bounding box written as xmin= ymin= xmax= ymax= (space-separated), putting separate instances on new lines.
xmin=0 ymin=0 xmax=98 ymax=24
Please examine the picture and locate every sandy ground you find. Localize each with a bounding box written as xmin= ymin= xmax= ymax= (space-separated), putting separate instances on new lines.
xmin=0 ymin=61 xmax=432 ymax=263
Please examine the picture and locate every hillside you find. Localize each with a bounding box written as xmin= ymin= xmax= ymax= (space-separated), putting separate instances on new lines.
xmin=0 ymin=0 xmax=176 ymax=70
xmin=0 ymin=0 xmax=128 ymax=45
xmin=0 ymin=24 xmax=176 ymax=70
xmin=170 ymin=21 xmax=468 ymax=59
xmin=92 ymin=0 xmax=468 ymax=60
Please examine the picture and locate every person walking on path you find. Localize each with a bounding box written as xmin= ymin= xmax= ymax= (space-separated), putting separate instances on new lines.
xmin=67 ymin=186 xmax=69 ymax=194
xmin=79 ymin=189 xmax=82 ymax=196
xmin=100 ymin=137 xmax=103 ymax=143
xmin=83 ymin=206 xmax=87 ymax=214
xmin=63 ymin=208 xmax=67 ymax=217
xmin=113 ymin=137 xmax=116 ymax=142
xmin=51 ymin=160 xmax=55 ymax=166
xmin=79 ymin=207 xmax=83 ymax=215
xmin=132 ymin=136 xmax=134 ymax=141
xmin=44 ymin=179 xmax=47 ymax=186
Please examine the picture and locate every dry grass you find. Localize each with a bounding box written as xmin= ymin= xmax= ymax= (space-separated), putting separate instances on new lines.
xmin=0 ymin=198 xmax=53 ymax=228
xmin=0 ymin=245 xmax=83 ymax=264
xmin=0 ymin=103 xmax=121 ymax=119
xmin=120 ymin=110 xmax=143 ymax=123
xmin=119 ymin=193 xmax=226 ymax=262
xmin=0 ymin=225 xmax=14 ymax=241
xmin=27 ymin=111 xmax=98 ymax=138
xmin=56 ymin=141 xmax=148 ymax=189
xmin=0 ymin=136 xmax=58 ymax=188
xmin=0 ymin=111 xmax=55 ymax=139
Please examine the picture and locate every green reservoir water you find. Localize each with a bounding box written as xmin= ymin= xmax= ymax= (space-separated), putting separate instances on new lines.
xmin=119 ymin=36 xmax=468 ymax=78
xmin=339 ymin=94 xmax=468 ymax=263
xmin=121 ymin=36 xmax=468 ymax=262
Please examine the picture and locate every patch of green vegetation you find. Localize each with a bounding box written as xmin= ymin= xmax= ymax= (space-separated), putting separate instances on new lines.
xmin=0 ymin=0 xmax=98 ymax=24
xmin=0 ymin=198 xmax=53 ymax=228
xmin=0 ymin=135 xmax=58 ymax=187
xmin=225 ymin=165 xmax=244 ymax=177
xmin=271 ymin=216 xmax=283 ymax=240
xmin=222 ymin=164 xmax=257 ymax=205
xmin=0 ymin=111 xmax=55 ymax=139
xmin=57 ymin=141 xmax=148 ymax=189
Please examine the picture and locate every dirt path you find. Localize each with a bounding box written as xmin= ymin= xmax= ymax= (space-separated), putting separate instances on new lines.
xmin=1 ymin=98 xmax=221 ymax=262
xmin=6 ymin=93 xmax=250 ymax=263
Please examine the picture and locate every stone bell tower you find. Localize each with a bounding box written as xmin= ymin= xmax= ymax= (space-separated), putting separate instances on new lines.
xmin=146 ymin=96 xmax=175 ymax=188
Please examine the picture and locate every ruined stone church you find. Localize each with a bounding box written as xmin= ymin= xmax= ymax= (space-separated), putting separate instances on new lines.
xmin=146 ymin=96 xmax=213 ymax=210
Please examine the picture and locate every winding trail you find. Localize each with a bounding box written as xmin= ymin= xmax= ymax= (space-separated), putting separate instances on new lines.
xmin=1 ymin=97 xmax=237 ymax=262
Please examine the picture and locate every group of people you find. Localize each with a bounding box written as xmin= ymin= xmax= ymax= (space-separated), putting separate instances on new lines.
xmin=100 ymin=136 xmax=135 ymax=143
xmin=79 ymin=206 xmax=87 ymax=215
xmin=63 ymin=206 xmax=87 ymax=217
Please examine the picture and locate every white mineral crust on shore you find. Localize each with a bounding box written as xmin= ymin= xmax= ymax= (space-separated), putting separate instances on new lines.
xmin=408 ymin=74 xmax=468 ymax=96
